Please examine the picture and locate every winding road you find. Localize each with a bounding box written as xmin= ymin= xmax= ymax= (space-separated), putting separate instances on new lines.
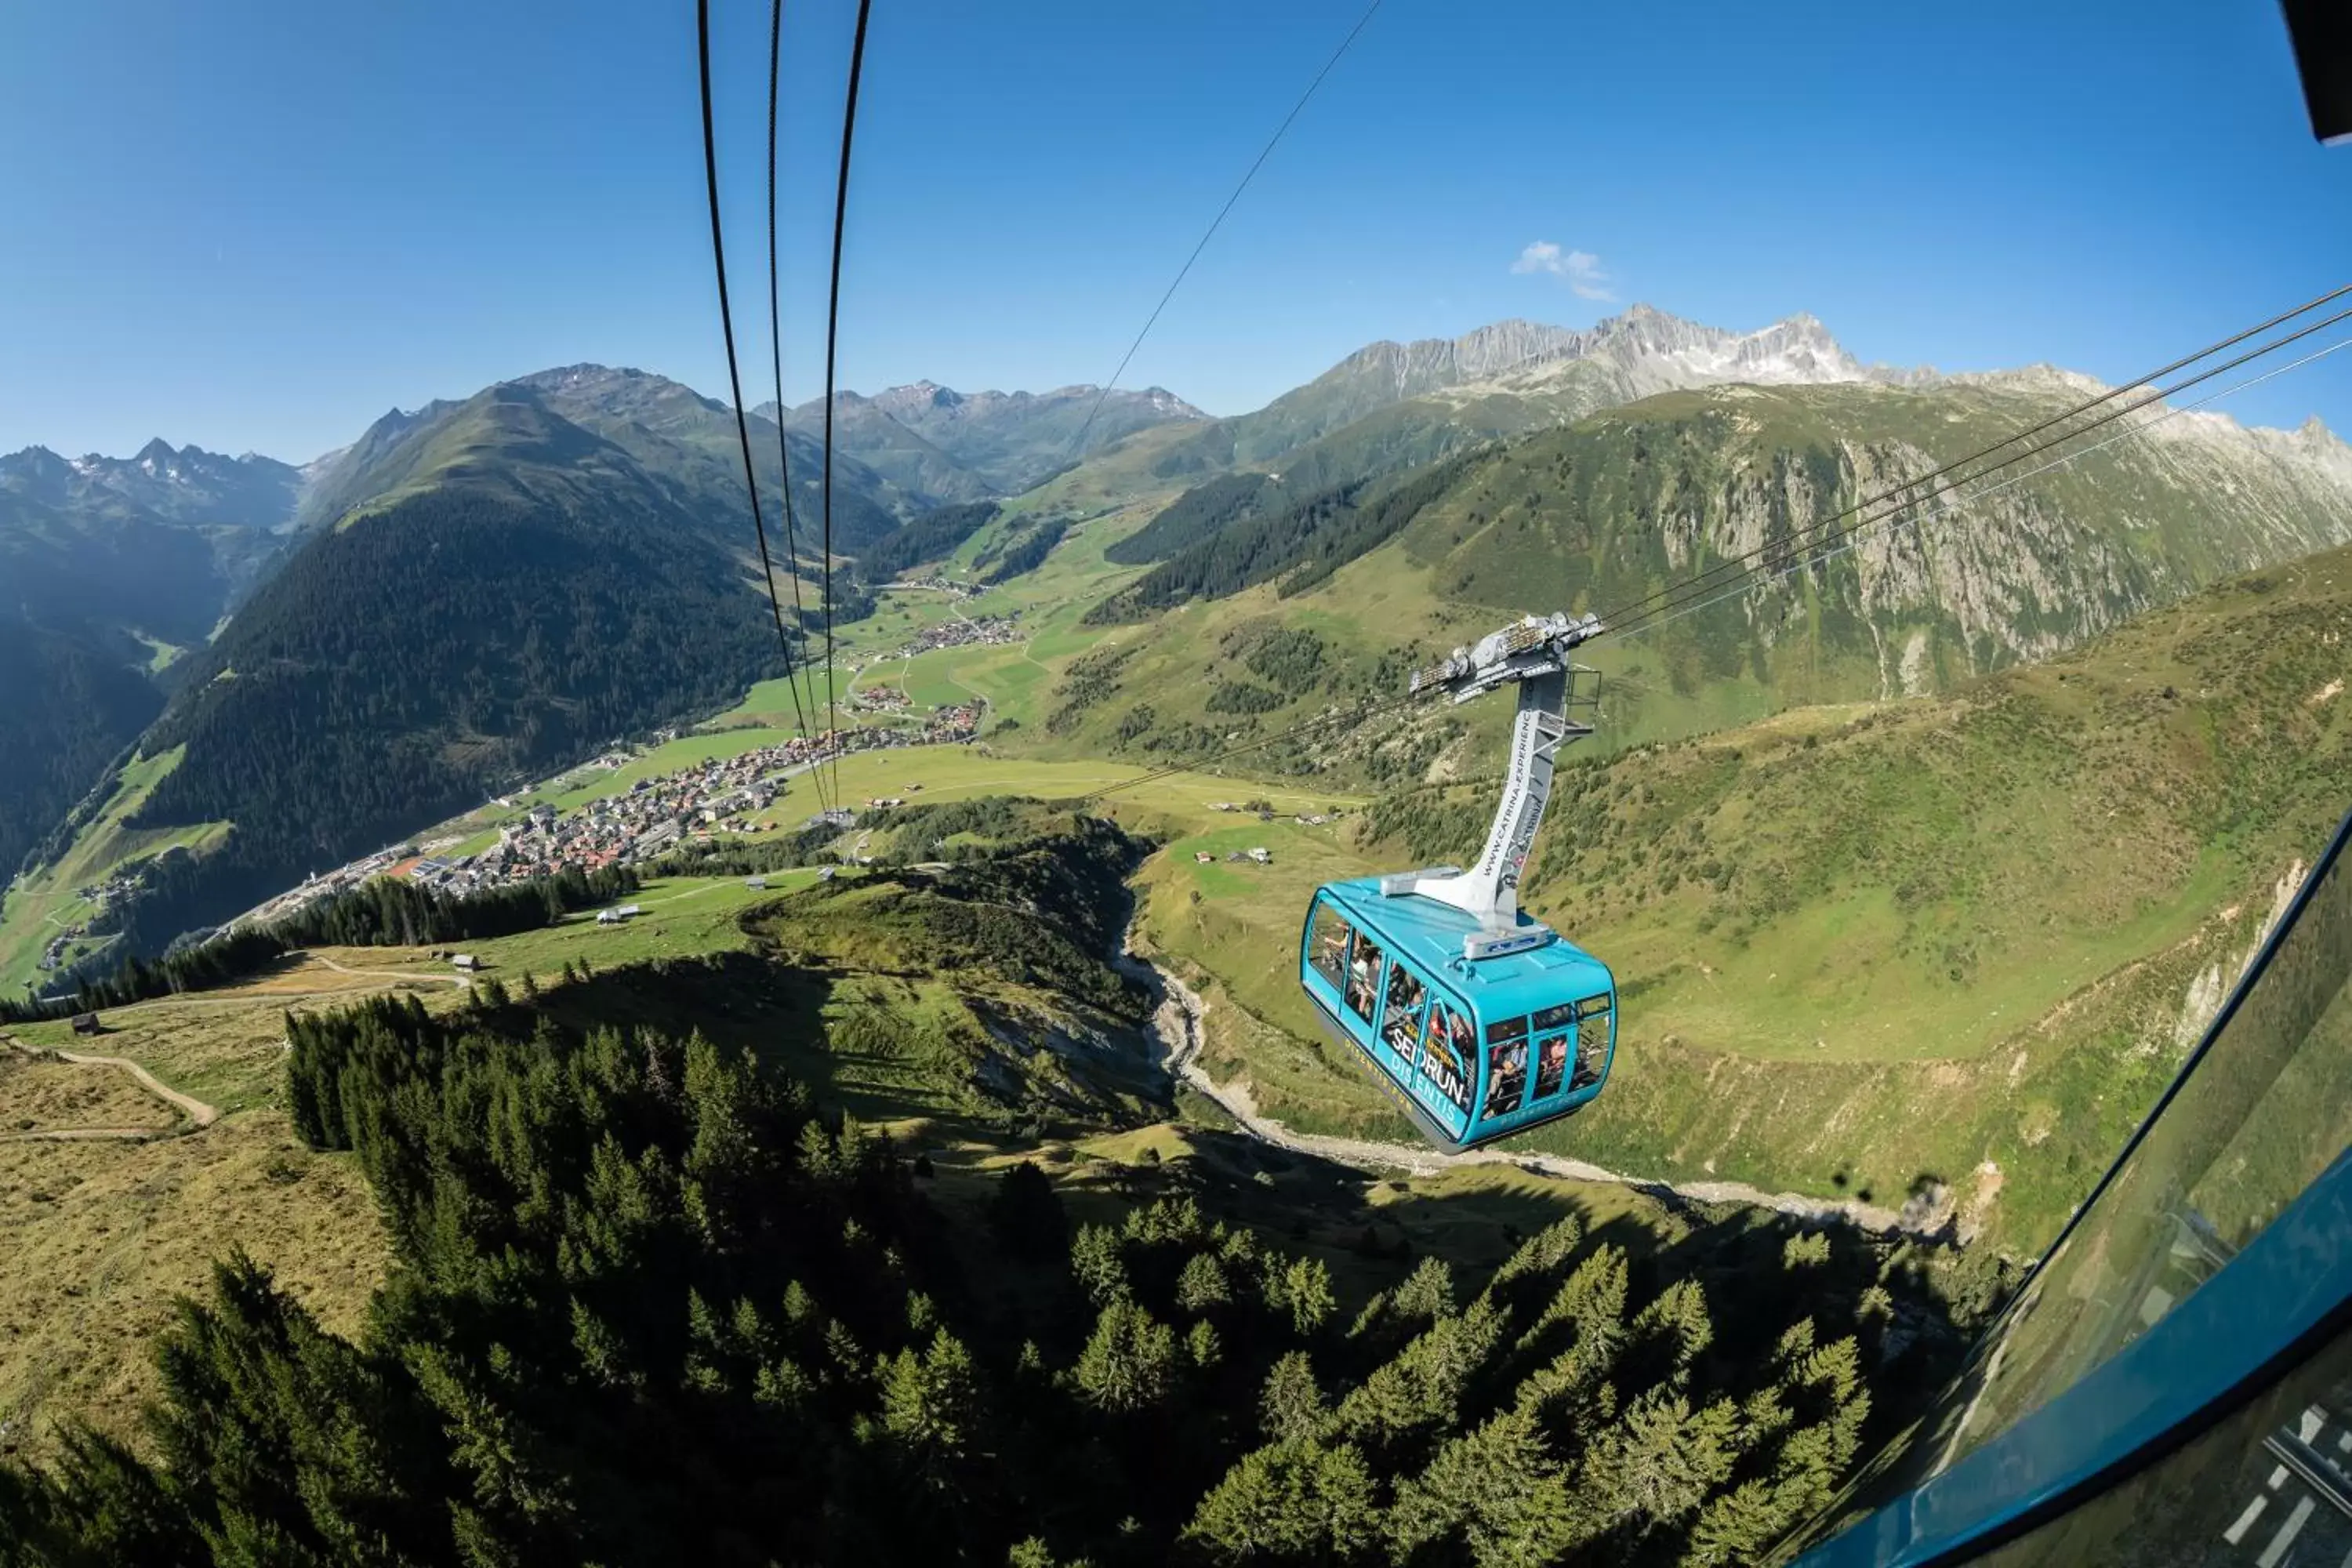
xmin=2 ymin=1036 xmax=220 ymax=1142
xmin=308 ymin=953 xmax=468 ymax=985
xmin=1112 ymin=940 xmax=1926 ymax=1238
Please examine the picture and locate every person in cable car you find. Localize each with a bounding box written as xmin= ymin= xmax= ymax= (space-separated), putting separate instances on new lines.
xmin=1535 ymin=1033 xmax=1568 ymax=1099
xmin=1487 ymin=1022 xmax=1529 ymax=1116
xmin=1345 ymin=940 xmax=1381 ymax=1021
xmin=1381 ymin=965 xmax=1425 ymax=1058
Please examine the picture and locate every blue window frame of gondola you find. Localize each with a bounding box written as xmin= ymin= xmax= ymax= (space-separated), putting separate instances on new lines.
xmin=1306 ymin=901 xmax=1350 ymax=992
xmin=1416 ymin=993 xmax=1478 ymax=1134
xmin=1530 ymin=1000 xmax=1577 ymax=1100
xmin=1573 ymin=993 xmax=1613 ymax=1091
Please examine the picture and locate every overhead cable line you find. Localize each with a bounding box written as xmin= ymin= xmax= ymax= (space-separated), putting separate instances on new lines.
xmin=1070 ymin=299 xmax=2352 ymax=806
xmin=698 ymin=0 xmax=814 ymax=782
xmin=817 ymin=0 xmax=877 ymax=814
xmin=1065 ymin=0 xmax=1385 ymax=459
xmin=765 ymin=0 xmax=829 ymax=811
xmin=1592 ymin=285 xmax=2352 ymax=640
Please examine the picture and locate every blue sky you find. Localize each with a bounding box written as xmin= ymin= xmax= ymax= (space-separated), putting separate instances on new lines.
xmin=3 ymin=0 xmax=2346 ymax=461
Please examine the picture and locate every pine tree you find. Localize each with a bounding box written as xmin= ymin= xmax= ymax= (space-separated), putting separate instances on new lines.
xmin=1574 ymin=1391 xmax=1744 ymax=1541
xmin=1386 ymin=1405 xmax=1574 ymax=1567
xmin=1391 ymin=1255 xmax=1455 ymax=1324
xmin=1181 ymin=1438 xmax=1378 ymax=1565
xmin=1070 ymin=1224 xmax=1130 ymax=1308
xmin=1258 ymin=1352 xmax=1324 ymax=1444
xmin=1263 ymin=1256 xmax=1335 ymax=1337
xmin=1074 ymin=1299 xmax=1178 ymax=1414
xmin=880 ymin=1328 xmax=982 ymax=1472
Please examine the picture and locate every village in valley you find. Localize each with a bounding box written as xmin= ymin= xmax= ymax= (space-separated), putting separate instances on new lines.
xmin=230 ymin=700 xmax=987 ymax=931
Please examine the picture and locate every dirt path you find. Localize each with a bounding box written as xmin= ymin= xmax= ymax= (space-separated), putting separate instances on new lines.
xmin=1111 ymin=941 xmax=1925 ymax=1237
xmin=2 ymin=1036 xmax=220 ymax=1136
xmin=309 ymin=953 xmax=467 ymax=986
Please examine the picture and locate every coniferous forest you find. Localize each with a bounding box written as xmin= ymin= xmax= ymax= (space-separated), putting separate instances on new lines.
xmin=0 ymin=951 xmax=1968 ymax=1567
xmin=0 ymin=623 xmax=162 ymax=880
xmin=86 ymin=485 xmax=785 ymax=955
xmin=0 ymin=864 xmax=639 ymax=1025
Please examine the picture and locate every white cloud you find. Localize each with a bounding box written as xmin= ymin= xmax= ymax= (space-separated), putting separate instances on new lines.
xmin=1510 ymin=241 xmax=1614 ymax=301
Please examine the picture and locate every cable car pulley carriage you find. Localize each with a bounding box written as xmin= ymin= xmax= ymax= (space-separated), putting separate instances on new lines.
xmin=1298 ymin=612 xmax=1617 ymax=1152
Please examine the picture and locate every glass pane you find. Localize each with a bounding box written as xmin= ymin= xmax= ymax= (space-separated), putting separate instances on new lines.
xmin=1534 ymin=1032 xmax=1570 ymax=1099
xmin=1381 ymin=966 xmax=1427 ymax=1060
xmin=1573 ymin=1012 xmax=1610 ymax=1089
xmin=1532 ymin=1001 xmax=1579 ymax=1033
xmin=1485 ymin=1036 xmax=1528 ymax=1116
xmin=1420 ymin=1002 xmax=1475 ymax=1116
xmin=1965 ymin=1319 xmax=2352 ymax=1566
xmin=1345 ymin=936 xmax=1385 ymax=1024
xmin=1308 ymin=903 xmax=1351 ymax=988
xmin=1486 ymin=1014 xmax=1529 ymax=1044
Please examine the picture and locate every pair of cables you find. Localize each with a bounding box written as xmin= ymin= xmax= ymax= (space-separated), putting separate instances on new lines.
xmin=698 ymin=0 xmax=872 ymax=815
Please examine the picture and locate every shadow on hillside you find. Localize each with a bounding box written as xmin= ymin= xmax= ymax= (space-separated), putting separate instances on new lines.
xmin=535 ymin=949 xmax=1131 ymax=1148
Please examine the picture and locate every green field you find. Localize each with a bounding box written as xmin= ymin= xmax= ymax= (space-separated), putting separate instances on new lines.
xmin=1132 ymin=548 xmax=2352 ymax=1248
xmin=750 ymin=744 xmax=1359 ymax=835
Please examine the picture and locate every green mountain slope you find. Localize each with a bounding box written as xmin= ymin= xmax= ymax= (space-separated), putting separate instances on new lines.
xmin=0 ymin=622 xmax=164 ymax=884
xmin=1133 ymin=543 xmax=2352 ymax=1250
xmin=1036 ymin=377 xmax=2352 ymax=766
xmin=0 ymin=445 xmax=303 ymax=880
xmin=304 ymin=365 xmax=910 ymax=550
xmin=1126 ymin=307 xmax=1884 ymax=510
xmin=18 ymin=389 xmax=804 ymax=973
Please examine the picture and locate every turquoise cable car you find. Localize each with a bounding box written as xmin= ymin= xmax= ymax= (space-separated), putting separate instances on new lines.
xmin=1295 ymin=612 xmax=1618 ymax=1152
xmin=1300 ymin=877 xmax=1615 ymax=1151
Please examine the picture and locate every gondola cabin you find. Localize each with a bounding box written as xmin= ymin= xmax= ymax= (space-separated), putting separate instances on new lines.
xmin=1300 ymin=877 xmax=1615 ymax=1152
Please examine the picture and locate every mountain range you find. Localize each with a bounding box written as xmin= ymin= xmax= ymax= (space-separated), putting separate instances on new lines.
xmin=760 ymin=381 xmax=1207 ymax=506
xmin=5 ymin=304 xmax=2350 ymax=991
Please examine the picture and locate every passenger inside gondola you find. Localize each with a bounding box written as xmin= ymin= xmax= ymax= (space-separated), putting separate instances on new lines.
xmin=1308 ymin=906 xmax=1350 ymax=989
xmin=1486 ymin=1015 xmax=1529 ymax=1116
xmin=1382 ymin=964 xmax=1425 ymax=1057
xmin=1345 ymin=937 xmax=1384 ymax=1022
xmin=1535 ymin=1033 xmax=1568 ymax=1099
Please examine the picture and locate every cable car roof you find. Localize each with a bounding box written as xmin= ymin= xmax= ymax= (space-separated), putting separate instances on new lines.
xmin=1318 ymin=876 xmax=1613 ymax=1012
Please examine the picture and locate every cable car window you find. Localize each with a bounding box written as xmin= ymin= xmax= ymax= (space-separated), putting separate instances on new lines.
xmin=1420 ymin=1001 xmax=1475 ymax=1115
xmin=1534 ymin=1032 xmax=1569 ymax=1099
xmin=1486 ymin=1033 xmax=1529 ymax=1116
xmin=1345 ymin=935 xmax=1385 ymax=1024
xmin=1486 ymin=1014 xmax=1529 ymax=1045
xmin=1308 ymin=903 xmax=1352 ymax=989
xmin=1381 ymin=965 xmax=1426 ymax=1060
xmin=1531 ymin=1002 xmax=1577 ymax=1033
xmin=1573 ymin=998 xmax=1610 ymax=1089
